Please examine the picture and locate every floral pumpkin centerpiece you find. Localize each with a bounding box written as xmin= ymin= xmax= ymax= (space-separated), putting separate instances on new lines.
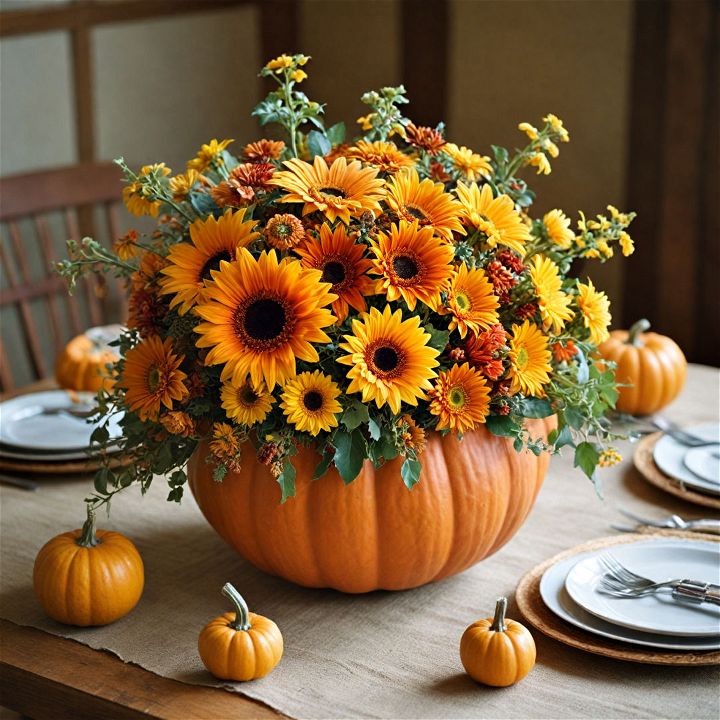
xmin=60 ymin=54 xmax=635 ymax=592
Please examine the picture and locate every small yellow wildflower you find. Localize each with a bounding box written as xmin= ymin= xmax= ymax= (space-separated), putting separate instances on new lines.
xmin=357 ymin=113 xmax=376 ymax=131
xmin=543 ymin=113 xmax=570 ymax=141
xmin=518 ymin=122 xmax=538 ymax=140
xmin=619 ymin=231 xmax=635 ymax=256
xmin=582 ymin=248 xmax=601 ymax=259
xmin=265 ymin=54 xmax=293 ymax=72
xmin=187 ymin=139 xmax=234 ymax=173
xmin=528 ymin=152 xmax=551 ymax=175
xmin=599 ymin=448 xmax=622 ymax=468
xmin=291 ymin=69 xmax=307 ymax=83
xmin=607 ymin=204 xmax=631 ymax=224
xmin=543 ymin=139 xmax=560 ymax=158
xmin=597 ymin=239 xmax=613 ymax=258
xmin=575 ymin=236 xmax=586 ymax=249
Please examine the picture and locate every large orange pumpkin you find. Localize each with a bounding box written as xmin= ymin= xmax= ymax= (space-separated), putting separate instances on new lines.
xmin=597 ymin=319 xmax=687 ymax=415
xmin=188 ymin=417 xmax=555 ymax=593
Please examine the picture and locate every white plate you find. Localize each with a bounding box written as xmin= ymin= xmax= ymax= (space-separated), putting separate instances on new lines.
xmin=684 ymin=447 xmax=720 ymax=485
xmin=565 ymin=539 xmax=720 ymax=636
xmin=540 ymin=552 xmax=720 ymax=651
xmin=0 ymin=391 xmax=123 ymax=452
xmin=654 ymin=423 xmax=720 ymax=496
xmin=0 ymin=444 xmax=122 ymax=462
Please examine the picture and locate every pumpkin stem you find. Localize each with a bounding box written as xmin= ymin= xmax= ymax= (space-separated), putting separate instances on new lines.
xmin=627 ymin=319 xmax=651 ymax=346
xmin=222 ymin=582 xmax=252 ymax=631
xmin=76 ymin=504 xmax=100 ymax=548
xmin=490 ymin=596 xmax=508 ymax=632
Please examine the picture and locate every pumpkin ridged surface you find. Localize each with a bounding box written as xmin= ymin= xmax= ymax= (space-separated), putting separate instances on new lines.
xmin=189 ymin=418 xmax=554 ymax=593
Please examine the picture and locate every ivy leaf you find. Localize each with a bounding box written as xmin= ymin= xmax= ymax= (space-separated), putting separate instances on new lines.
xmin=341 ymin=399 xmax=369 ymax=431
xmin=519 ymin=397 xmax=553 ymax=419
xmin=307 ymin=130 xmax=331 ymax=159
xmin=94 ymin=467 xmax=112 ymax=494
xmin=486 ymin=414 xmax=520 ymax=437
xmin=212 ymin=464 xmax=228 ymax=483
xmin=513 ymin=436 xmax=523 ymax=453
xmin=564 ymin=406 xmax=585 ymax=430
xmin=600 ymin=385 xmax=619 ymax=408
xmin=400 ymin=457 xmax=422 ymax=490
xmin=574 ymin=441 xmax=600 ymax=481
xmin=491 ymin=144 xmax=509 ymax=168
xmin=167 ymin=486 xmax=184 ymax=503
xmin=277 ymin=458 xmax=296 ymax=503
xmin=90 ymin=424 xmax=110 ymax=445
xmin=312 ymin=452 xmax=333 ymax=481
xmin=325 ymin=122 xmax=346 ymax=145
xmin=368 ymin=416 xmax=381 ymax=441
xmin=553 ymin=424 xmax=575 ymax=450
xmin=333 ymin=429 xmax=366 ymax=484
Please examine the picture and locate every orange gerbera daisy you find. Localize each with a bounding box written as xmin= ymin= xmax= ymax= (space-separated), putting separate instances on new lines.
xmin=404 ymin=123 xmax=447 ymax=155
xmin=296 ymin=223 xmax=374 ymax=322
xmin=455 ymin=182 xmax=530 ymax=254
xmin=160 ymin=209 xmax=259 ymax=314
xmin=369 ymin=220 xmax=454 ymax=310
xmin=345 ymin=140 xmax=415 ymax=174
xmin=428 ymin=363 xmax=491 ymax=433
xmin=271 ymin=156 xmax=385 ymax=224
xmin=442 ymin=263 xmax=500 ymax=338
xmin=337 ymin=304 xmax=439 ymax=414
xmin=243 ymin=139 xmax=286 ymax=163
xmin=121 ymin=336 xmax=189 ymax=421
xmin=385 ymin=168 xmax=465 ymax=242
xmin=195 ymin=249 xmax=337 ymax=390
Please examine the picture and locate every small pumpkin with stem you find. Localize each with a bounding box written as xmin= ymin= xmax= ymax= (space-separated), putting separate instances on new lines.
xmin=33 ymin=504 xmax=144 ymax=626
xmin=199 ymin=583 xmax=283 ymax=681
xmin=460 ymin=597 xmax=536 ymax=687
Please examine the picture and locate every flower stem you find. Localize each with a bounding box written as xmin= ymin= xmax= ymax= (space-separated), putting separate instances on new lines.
xmin=222 ymin=583 xmax=252 ymax=631
xmin=490 ymin=596 xmax=508 ymax=632
xmin=627 ymin=319 xmax=650 ymax=346
xmin=76 ymin=504 xmax=100 ymax=548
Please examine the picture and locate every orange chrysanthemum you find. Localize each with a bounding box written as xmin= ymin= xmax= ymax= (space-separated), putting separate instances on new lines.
xmin=195 ymin=249 xmax=337 ymax=390
xmin=160 ymin=410 xmax=196 ymax=437
xmin=442 ymin=263 xmax=500 ymax=338
xmin=345 ymin=140 xmax=415 ymax=174
xmin=465 ymin=323 xmax=507 ymax=381
xmin=271 ymin=156 xmax=386 ymax=224
xmin=243 ymin=139 xmax=286 ymax=163
xmin=160 ymin=209 xmax=259 ymax=314
xmin=385 ymin=168 xmax=465 ymax=242
xmin=114 ymin=229 xmax=139 ymax=260
xmin=428 ymin=363 xmax=491 ymax=433
xmin=369 ymin=220 xmax=454 ymax=310
xmin=209 ymin=422 xmax=242 ymax=471
xmin=121 ymin=336 xmax=189 ymax=421
xmin=405 ymin=123 xmax=447 ymax=155
xmin=551 ymin=340 xmax=578 ymax=363
xmin=211 ymin=163 xmax=275 ymax=208
xmin=265 ymin=213 xmax=306 ymax=250
xmin=296 ymin=223 xmax=374 ymax=322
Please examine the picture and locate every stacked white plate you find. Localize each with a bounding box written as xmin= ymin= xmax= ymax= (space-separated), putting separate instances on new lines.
xmin=653 ymin=422 xmax=720 ymax=496
xmin=539 ymin=538 xmax=720 ymax=651
xmin=0 ymin=390 xmax=124 ymax=464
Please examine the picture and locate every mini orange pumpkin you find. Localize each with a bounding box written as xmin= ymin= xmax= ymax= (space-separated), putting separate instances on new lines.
xmin=198 ymin=583 xmax=283 ymax=681
xmin=55 ymin=324 xmax=122 ymax=392
xmin=597 ymin=319 xmax=687 ymax=415
xmin=33 ymin=504 xmax=144 ymax=626
xmin=460 ymin=597 xmax=536 ymax=687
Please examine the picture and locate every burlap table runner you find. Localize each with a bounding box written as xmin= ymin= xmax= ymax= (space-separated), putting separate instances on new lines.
xmin=2 ymin=365 xmax=719 ymax=719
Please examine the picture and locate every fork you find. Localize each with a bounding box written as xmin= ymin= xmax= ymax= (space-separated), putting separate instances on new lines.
xmin=617 ymin=507 xmax=720 ymax=535
xmin=652 ymin=416 xmax=719 ymax=447
xmin=597 ymin=554 xmax=720 ymax=606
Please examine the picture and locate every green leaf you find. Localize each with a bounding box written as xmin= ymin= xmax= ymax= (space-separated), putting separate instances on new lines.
xmin=400 ymin=457 xmax=422 ymax=490
xmin=167 ymin=486 xmax=184 ymax=503
xmin=333 ymin=429 xmax=367 ymax=484
xmin=553 ymin=424 xmax=574 ymax=450
xmin=491 ymin=144 xmax=509 ymax=167
xmin=90 ymin=425 xmax=110 ymax=445
xmin=341 ymin=399 xmax=369 ymax=431
xmin=326 ymin=122 xmax=346 ymax=145
xmin=426 ymin=325 xmax=450 ymax=352
xmin=307 ymin=130 xmax=331 ymax=159
xmin=519 ymin=397 xmax=553 ymax=418
xmin=277 ymin=459 xmax=296 ymax=503
xmin=312 ymin=452 xmax=333 ymax=481
xmin=513 ymin=436 xmax=523 ymax=452
xmin=94 ymin=467 xmax=112 ymax=494
xmin=212 ymin=464 xmax=228 ymax=483
xmin=486 ymin=414 xmax=520 ymax=437
xmin=368 ymin=416 xmax=381 ymax=441
xmin=564 ymin=406 xmax=585 ymax=430
xmin=600 ymin=385 xmax=619 ymax=408
xmin=574 ymin=441 xmax=600 ymax=481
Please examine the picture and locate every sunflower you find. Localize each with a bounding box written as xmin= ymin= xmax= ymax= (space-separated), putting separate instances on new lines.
xmin=160 ymin=209 xmax=259 ymax=314
xmin=187 ymin=138 xmax=234 ymax=173
xmin=576 ymin=279 xmax=611 ymax=345
xmin=220 ymin=378 xmax=274 ymax=425
xmin=543 ymin=209 xmax=574 ymax=249
xmin=369 ymin=220 xmax=454 ymax=310
xmin=345 ymin=140 xmax=415 ymax=174
xmin=455 ymin=182 xmax=530 ymax=254
xmin=271 ymin=156 xmax=385 ymax=224
xmin=265 ymin=213 xmax=306 ymax=250
xmin=121 ymin=336 xmax=189 ymax=421
xmin=296 ymin=223 xmax=374 ymax=322
xmin=243 ymin=139 xmax=286 ymax=163
xmin=428 ymin=363 xmax=490 ymax=433
xmin=195 ymin=249 xmax=336 ymax=390
xmin=507 ymin=321 xmax=552 ymax=397
xmin=442 ymin=143 xmax=492 ymax=182
xmin=386 ymin=168 xmax=465 ymax=242
xmin=337 ymin=304 xmax=439 ymax=414
xmin=442 ymin=263 xmax=500 ymax=338
xmin=280 ymin=371 xmax=342 ymax=435
xmin=529 ymin=255 xmax=574 ymax=335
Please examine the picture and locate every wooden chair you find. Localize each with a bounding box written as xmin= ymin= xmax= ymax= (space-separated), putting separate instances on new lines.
xmin=0 ymin=162 xmax=126 ymax=391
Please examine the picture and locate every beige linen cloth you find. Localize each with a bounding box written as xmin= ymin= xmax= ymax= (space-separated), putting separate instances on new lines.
xmin=2 ymin=364 xmax=719 ymax=719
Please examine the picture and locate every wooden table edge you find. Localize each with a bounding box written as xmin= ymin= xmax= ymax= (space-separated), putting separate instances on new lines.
xmin=0 ymin=619 xmax=288 ymax=720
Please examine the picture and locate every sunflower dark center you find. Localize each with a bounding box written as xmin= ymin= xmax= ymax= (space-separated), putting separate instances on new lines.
xmin=242 ymin=298 xmax=286 ymax=341
xmin=405 ymin=205 xmax=427 ymax=221
xmin=238 ymin=386 xmax=259 ymax=406
xmin=373 ymin=346 xmax=399 ymax=372
xmin=303 ymin=390 xmax=323 ymax=411
xmin=392 ymin=254 xmax=419 ymax=280
xmin=147 ymin=365 xmax=163 ymax=393
xmin=321 ymin=260 xmax=346 ymax=285
xmin=200 ymin=250 xmax=233 ymax=281
xmin=319 ymin=186 xmax=346 ymax=198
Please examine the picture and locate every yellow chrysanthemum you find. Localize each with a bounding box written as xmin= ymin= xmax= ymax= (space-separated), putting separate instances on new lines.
xmin=337 ymin=304 xmax=439 ymax=414
xmin=296 ymin=223 xmax=374 ymax=323
xmin=369 ymin=220 xmax=454 ymax=310
xmin=385 ymin=168 xmax=465 ymax=243
xmin=121 ymin=336 xmax=189 ymax=421
xmin=271 ymin=156 xmax=385 ymax=224
xmin=195 ymin=249 xmax=336 ymax=390
xmin=543 ymin=209 xmax=574 ymax=249
xmin=428 ymin=363 xmax=491 ymax=433
xmin=187 ymin=139 xmax=234 ymax=173
xmin=265 ymin=54 xmax=294 ymax=71
xmin=442 ymin=143 xmax=492 ymax=182
xmin=529 ymin=255 xmax=574 ymax=335
xmin=455 ymin=182 xmax=530 ymax=254
xmin=528 ymin=152 xmax=551 ymax=175
xmin=280 ymin=371 xmax=342 ymax=436
xmin=160 ymin=209 xmax=259 ymax=315
xmin=220 ymin=379 xmax=274 ymax=426
xmin=122 ymin=163 xmax=171 ymax=217
xmin=507 ymin=321 xmax=552 ymax=398
xmin=619 ymin=231 xmax=635 ymax=257
xmin=442 ymin=263 xmax=500 ymax=338
xmin=345 ymin=140 xmax=415 ymax=174
xmin=169 ymin=169 xmax=205 ymax=200
xmin=576 ymin=279 xmax=612 ymax=345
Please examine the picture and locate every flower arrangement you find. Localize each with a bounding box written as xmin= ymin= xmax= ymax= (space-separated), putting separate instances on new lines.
xmin=59 ymin=53 xmax=635 ymax=508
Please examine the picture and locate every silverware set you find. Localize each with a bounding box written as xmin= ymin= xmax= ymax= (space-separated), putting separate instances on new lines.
xmin=612 ymin=507 xmax=720 ymax=535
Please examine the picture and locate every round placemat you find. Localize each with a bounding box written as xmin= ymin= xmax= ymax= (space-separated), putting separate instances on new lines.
xmin=516 ymin=533 xmax=720 ymax=666
xmin=634 ymin=433 xmax=720 ymax=510
xmin=0 ymin=452 xmax=134 ymax=475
